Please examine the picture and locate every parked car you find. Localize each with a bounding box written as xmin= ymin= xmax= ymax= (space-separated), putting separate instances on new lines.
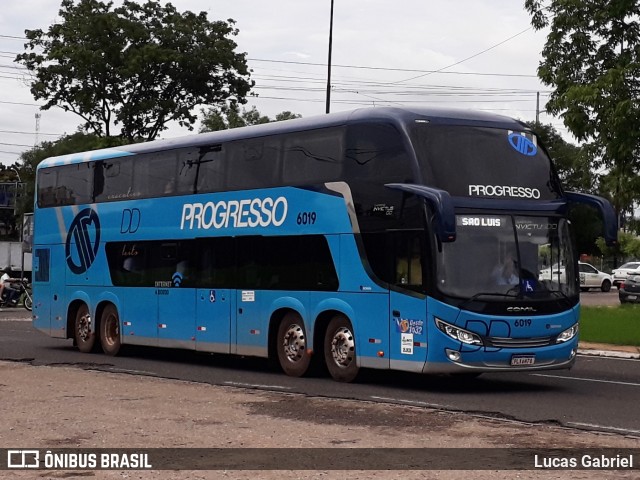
xmin=539 ymin=263 xmax=566 ymax=283
xmin=611 ymin=261 xmax=640 ymax=289
xmin=578 ymin=262 xmax=613 ymax=292
xmin=619 ymin=274 xmax=640 ymax=303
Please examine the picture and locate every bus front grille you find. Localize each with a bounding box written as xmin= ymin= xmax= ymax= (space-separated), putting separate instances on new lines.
xmin=485 ymin=336 xmax=553 ymax=348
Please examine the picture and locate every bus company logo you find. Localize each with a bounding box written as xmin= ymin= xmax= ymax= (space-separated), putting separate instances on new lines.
xmin=507 ymin=306 xmax=537 ymax=313
xmin=508 ymin=132 xmax=537 ymax=156
xmin=66 ymin=208 xmax=101 ymax=274
xmin=180 ymin=196 xmax=288 ymax=230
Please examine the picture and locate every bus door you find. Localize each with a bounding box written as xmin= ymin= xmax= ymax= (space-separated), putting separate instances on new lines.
xmin=389 ymin=290 xmax=428 ymax=371
xmin=194 ymin=237 xmax=236 ymax=353
xmin=388 ymin=234 xmax=428 ymax=371
xmin=233 ymin=289 xmax=267 ymax=356
xmin=195 ymin=288 xmax=233 ymax=353
xmin=154 ymin=242 xmax=196 ymax=348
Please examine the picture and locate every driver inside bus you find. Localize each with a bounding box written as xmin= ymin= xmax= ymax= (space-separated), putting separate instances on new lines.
xmin=492 ymin=253 xmax=519 ymax=285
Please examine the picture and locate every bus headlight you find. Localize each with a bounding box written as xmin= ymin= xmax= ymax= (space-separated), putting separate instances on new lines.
xmin=435 ymin=318 xmax=483 ymax=346
xmin=556 ymin=323 xmax=579 ymax=343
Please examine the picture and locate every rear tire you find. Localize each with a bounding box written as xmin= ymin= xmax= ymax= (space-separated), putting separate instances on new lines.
xmin=74 ymin=303 xmax=95 ymax=353
xmin=324 ymin=314 xmax=359 ymax=383
xmin=276 ymin=312 xmax=311 ymax=377
xmin=100 ymin=304 xmax=121 ymax=356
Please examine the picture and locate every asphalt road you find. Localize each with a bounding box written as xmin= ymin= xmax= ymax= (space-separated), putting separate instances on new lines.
xmin=2 ymin=306 xmax=639 ymax=439
xmin=579 ymin=289 xmax=622 ymax=306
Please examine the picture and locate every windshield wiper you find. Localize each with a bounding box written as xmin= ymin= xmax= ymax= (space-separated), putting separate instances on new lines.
xmin=546 ymin=289 xmax=573 ymax=306
xmin=458 ymin=291 xmax=519 ymax=312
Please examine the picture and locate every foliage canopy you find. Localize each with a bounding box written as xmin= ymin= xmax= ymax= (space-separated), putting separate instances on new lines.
xmin=525 ymin=0 xmax=640 ymax=218
xmin=16 ymin=0 xmax=254 ymax=141
xmin=199 ymin=104 xmax=301 ymax=132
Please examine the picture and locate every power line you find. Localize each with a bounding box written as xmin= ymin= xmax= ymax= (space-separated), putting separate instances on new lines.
xmin=248 ymin=58 xmax=537 ymax=79
xmin=393 ymin=26 xmax=534 ymax=84
xmin=0 ymin=141 xmax=33 ymax=147
xmin=0 ymin=99 xmax=40 ymax=106
xmin=0 ymin=128 xmax=61 ymax=137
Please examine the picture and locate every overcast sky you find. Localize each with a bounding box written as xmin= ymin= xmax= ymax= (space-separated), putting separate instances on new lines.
xmin=0 ymin=0 xmax=560 ymax=168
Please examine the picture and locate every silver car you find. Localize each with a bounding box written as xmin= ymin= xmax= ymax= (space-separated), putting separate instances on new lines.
xmin=611 ymin=262 xmax=640 ymax=289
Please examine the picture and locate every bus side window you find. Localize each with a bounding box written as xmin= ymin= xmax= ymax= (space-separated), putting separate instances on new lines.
xmin=196 ymin=147 xmax=225 ymax=194
xmin=226 ymin=137 xmax=281 ymax=191
xmin=54 ymin=162 xmax=93 ymax=205
xmin=134 ymin=152 xmax=179 ymax=197
xmin=395 ymin=236 xmax=423 ymax=288
xmin=97 ymin=159 xmax=134 ymax=202
xmin=201 ymin=237 xmax=235 ymax=288
xmin=106 ymin=243 xmax=148 ymax=287
xmin=282 ymin=128 xmax=344 ymax=185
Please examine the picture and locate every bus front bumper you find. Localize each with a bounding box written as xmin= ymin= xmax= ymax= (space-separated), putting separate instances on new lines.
xmin=421 ymin=341 xmax=578 ymax=374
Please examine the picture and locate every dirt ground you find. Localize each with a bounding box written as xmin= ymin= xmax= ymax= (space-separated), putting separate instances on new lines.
xmin=0 ymin=361 xmax=639 ymax=480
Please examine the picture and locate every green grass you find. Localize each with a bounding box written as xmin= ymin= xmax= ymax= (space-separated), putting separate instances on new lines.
xmin=580 ymin=305 xmax=640 ymax=346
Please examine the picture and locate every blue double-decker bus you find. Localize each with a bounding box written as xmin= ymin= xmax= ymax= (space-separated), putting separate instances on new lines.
xmin=32 ymin=107 xmax=616 ymax=382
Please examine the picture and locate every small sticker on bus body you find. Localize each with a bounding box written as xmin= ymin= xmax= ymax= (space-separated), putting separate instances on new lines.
xmin=241 ymin=291 xmax=255 ymax=302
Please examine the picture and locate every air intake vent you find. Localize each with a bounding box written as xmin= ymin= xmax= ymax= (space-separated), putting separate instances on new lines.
xmin=34 ymin=248 xmax=50 ymax=282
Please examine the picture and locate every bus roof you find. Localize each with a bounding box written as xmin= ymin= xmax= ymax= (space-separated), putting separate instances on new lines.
xmin=37 ymin=107 xmax=530 ymax=169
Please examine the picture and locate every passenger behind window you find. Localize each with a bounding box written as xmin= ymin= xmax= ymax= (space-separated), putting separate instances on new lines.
xmin=164 ymin=178 xmax=175 ymax=194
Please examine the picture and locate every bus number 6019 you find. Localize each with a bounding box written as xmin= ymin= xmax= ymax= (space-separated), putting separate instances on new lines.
xmin=297 ymin=212 xmax=317 ymax=225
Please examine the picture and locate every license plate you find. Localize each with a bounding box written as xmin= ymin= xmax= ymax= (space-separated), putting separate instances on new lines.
xmin=511 ymin=355 xmax=535 ymax=366
xmin=627 ymin=295 xmax=637 ymax=300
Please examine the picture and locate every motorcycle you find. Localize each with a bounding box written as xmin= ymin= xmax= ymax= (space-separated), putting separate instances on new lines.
xmin=0 ymin=278 xmax=33 ymax=311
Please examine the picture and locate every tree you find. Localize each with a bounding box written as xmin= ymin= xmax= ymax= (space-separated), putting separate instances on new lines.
xmin=596 ymin=231 xmax=640 ymax=261
xmin=199 ymin=105 xmax=301 ymax=132
xmin=16 ymin=0 xmax=254 ymax=141
xmin=525 ymin=1 xmax=640 ymax=221
xmin=525 ymin=121 xmax=593 ymax=193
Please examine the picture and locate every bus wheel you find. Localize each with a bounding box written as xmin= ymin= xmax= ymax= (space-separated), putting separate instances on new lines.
xmin=74 ymin=303 xmax=95 ymax=353
xmin=277 ymin=312 xmax=311 ymax=377
xmin=100 ymin=305 xmax=121 ymax=356
xmin=324 ymin=315 xmax=359 ymax=383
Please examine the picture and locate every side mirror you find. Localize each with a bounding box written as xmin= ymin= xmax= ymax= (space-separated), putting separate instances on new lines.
xmin=385 ymin=183 xmax=456 ymax=243
xmin=565 ymin=192 xmax=618 ymax=246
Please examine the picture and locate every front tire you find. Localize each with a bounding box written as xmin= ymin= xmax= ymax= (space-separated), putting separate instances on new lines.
xmin=324 ymin=314 xmax=359 ymax=383
xmin=601 ymin=280 xmax=612 ymax=292
xmin=74 ymin=303 xmax=95 ymax=353
xmin=100 ymin=304 xmax=121 ymax=356
xmin=276 ymin=312 xmax=311 ymax=377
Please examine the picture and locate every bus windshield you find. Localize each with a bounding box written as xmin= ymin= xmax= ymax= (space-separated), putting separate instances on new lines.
xmin=436 ymin=215 xmax=578 ymax=299
xmin=410 ymin=124 xmax=562 ymax=200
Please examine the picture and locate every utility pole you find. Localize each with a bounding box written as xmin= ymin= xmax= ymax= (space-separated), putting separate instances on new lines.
xmin=35 ymin=113 xmax=41 ymax=146
xmin=325 ymin=0 xmax=334 ymax=114
xmin=536 ymin=92 xmax=540 ymax=124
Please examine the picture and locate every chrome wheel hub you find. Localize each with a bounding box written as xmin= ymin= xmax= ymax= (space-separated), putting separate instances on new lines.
xmin=282 ymin=324 xmax=305 ymax=363
xmin=331 ymin=326 xmax=354 ymax=367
